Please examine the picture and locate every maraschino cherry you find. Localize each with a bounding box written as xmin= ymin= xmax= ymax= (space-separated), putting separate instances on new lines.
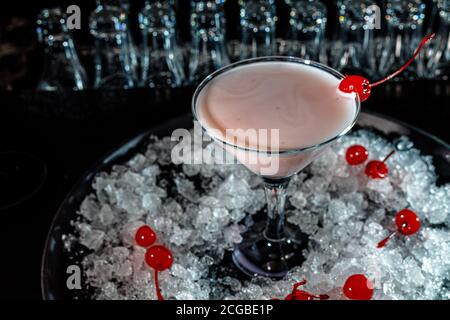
xmin=135 ymin=225 xmax=157 ymax=247
xmin=145 ymin=245 xmax=173 ymax=300
xmin=282 ymin=280 xmax=329 ymax=300
xmin=145 ymin=245 xmax=174 ymax=271
xmin=377 ymin=209 xmax=421 ymax=249
xmin=346 ymin=145 xmax=369 ymax=166
xmin=134 ymin=225 xmax=173 ymax=300
xmin=343 ymin=274 xmax=374 ymax=300
xmin=365 ymin=150 xmax=396 ymax=179
xmin=339 ymin=33 xmax=435 ymax=102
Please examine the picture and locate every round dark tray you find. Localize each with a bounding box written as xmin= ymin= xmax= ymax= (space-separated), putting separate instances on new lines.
xmin=41 ymin=112 xmax=450 ymax=300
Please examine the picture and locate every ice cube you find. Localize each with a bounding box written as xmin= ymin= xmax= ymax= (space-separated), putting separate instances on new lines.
xmin=175 ymin=177 xmax=199 ymax=203
xmin=120 ymin=220 xmax=145 ymax=246
xmin=223 ymin=224 xmax=244 ymax=247
xmin=79 ymin=196 xmax=100 ymax=221
xmin=78 ymin=223 xmax=105 ymax=251
xmin=98 ymin=204 xmax=115 ymax=226
xmin=289 ymin=191 xmax=307 ymax=209
xmin=217 ymin=175 xmax=253 ymax=210
xmin=142 ymin=193 xmax=162 ymax=215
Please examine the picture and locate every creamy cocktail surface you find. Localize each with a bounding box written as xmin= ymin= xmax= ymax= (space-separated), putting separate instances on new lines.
xmin=196 ymin=61 xmax=357 ymax=151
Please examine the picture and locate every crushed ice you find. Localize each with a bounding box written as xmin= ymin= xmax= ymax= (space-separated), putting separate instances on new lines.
xmin=64 ymin=130 xmax=450 ymax=300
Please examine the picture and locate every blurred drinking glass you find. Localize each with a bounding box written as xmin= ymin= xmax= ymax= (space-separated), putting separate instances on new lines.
xmin=98 ymin=0 xmax=139 ymax=77
xmin=89 ymin=0 xmax=137 ymax=88
xmin=189 ymin=0 xmax=230 ymax=84
xmin=334 ymin=0 xmax=381 ymax=77
xmin=36 ymin=8 xmax=87 ymax=91
xmin=239 ymin=0 xmax=276 ymax=59
xmin=139 ymin=1 xmax=186 ymax=88
xmin=285 ymin=0 xmax=327 ymax=62
xmin=428 ymin=0 xmax=450 ymax=79
xmin=384 ymin=0 xmax=427 ymax=79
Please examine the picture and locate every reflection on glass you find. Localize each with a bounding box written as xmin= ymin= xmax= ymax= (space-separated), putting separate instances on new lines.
xmin=428 ymin=0 xmax=450 ymax=79
xmin=189 ymin=0 xmax=230 ymax=84
xmin=98 ymin=0 xmax=138 ymax=77
xmin=334 ymin=0 xmax=380 ymax=77
xmin=36 ymin=8 xmax=87 ymax=91
xmin=239 ymin=0 xmax=276 ymax=59
xmin=384 ymin=0 xmax=427 ymax=80
xmin=89 ymin=0 xmax=137 ymax=89
xmin=285 ymin=0 xmax=327 ymax=62
xmin=139 ymin=1 xmax=186 ymax=88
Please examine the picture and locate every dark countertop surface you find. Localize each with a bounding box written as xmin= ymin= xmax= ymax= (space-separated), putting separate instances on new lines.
xmin=0 ymin=81 xmax=449 ymax=300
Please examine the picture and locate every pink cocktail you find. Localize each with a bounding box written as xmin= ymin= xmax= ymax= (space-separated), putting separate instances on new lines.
xmin=192 ymin=57 xmax=360 ymax=278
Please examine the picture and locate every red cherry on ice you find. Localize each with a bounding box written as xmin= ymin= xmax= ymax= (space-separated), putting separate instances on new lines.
xmin=145 ymin=245 xmax=173 ymax=301
xmin=377 ymin=209 xmax=421 ymax=248
xmin=365 ymin=150 xmax=395 ymax=179
xmin=343 ymin=274 xmax=374 ymax=300
xmin=145 ymin=245 xmax=173 ymax=271
xmin=365 ymin=160 xmax=389 ymax=179
xmin=338 ymin=34 xmax=435 ymax=102
xmin=396 ymin=209 xmax=421 ymax=235
xmin=135 ymin=225 xmax=157 ymax=247
xmin=346 ymin=145 xmax=369 ymax=165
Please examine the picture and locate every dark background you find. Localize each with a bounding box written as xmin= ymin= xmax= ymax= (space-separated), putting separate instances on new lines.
xmin=0 ymin=0 xmax=449 ymax=300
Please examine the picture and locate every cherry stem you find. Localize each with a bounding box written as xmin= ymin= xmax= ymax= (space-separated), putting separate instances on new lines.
xmin=154 ymin=269 xmax=164 ymax=301
xmin=383 ymin=150 xmax=396 ymax=163
xmin=292 ymin=280 xmax=307 ymax=294
xmin=377 ymin=231 xmax=397 ymax=248
xmin=370 ymin=33 xmax=436 ymax=88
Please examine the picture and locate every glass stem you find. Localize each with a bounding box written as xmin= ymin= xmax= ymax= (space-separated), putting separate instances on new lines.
xmin=263 ymin=179 xmax=289 ymax=242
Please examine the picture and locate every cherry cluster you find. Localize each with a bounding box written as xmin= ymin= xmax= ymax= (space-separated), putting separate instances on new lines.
xmin=345 ymin=144 xmax=396 ymax=179
xmin=276 ymin=276 xmax=373 ymax=300
xmin=135 ymin=225 xmax=173 ymax=300
xmin=345 ymin=144 xmax=422 ymax=243
xmin=337 ymin=208 xmax=421 ymax=300
xmin=338 ymin=144 xmax=421 ymax=299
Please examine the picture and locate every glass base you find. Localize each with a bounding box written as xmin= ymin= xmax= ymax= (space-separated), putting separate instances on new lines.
xmin=232 ymin=222 xmax=308 ymax=279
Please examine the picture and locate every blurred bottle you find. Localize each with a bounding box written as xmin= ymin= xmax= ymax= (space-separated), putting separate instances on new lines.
xmin=385 ymin=0 xmax=427 ymax=79
xmin=285 ymin=0 xmax=327 ymax=62
xmin=239 ymin=0 xmax=276 ymax=59
xmin=428 ymin=0 xmax=450 ymax=79
xmin=334 ymin=0 xmax=381 ymax=77
xmin=89 ymin=0 xmax=137 ymax=88
xmin=98 ymin=0 xmax=139 ymax=77
xmin=36 ymin=8 xmax=87 ymax=91
xmin=139 ymin=1 xmax=185 ymax=88
xmin=189 ymin=0 xmax=230 ymax=83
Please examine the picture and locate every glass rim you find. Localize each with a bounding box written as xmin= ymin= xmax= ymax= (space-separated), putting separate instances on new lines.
xmin=191 ymin=56 xmax=361 ymax=156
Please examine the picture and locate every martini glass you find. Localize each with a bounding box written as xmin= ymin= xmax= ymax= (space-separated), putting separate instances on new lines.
xmin=192 ymin=56 xmax=360 ymax=278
